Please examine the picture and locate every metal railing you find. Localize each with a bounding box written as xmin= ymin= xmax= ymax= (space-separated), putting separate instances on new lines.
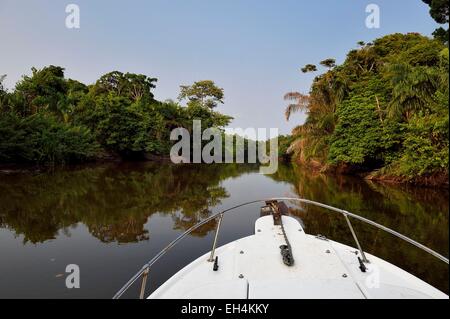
xmin=112 ymin=197 xmax=449 ymax=299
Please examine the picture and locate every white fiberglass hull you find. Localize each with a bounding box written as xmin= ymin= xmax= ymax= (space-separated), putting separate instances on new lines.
xmin=149 ymin=216 xmax=448 ymax=299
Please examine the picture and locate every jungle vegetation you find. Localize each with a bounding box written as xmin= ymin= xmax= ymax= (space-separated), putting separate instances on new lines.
xmin=0 ymin=68 xmax=233 ymax=164
xmin=283 ymin=32 xmax=448 ymax=185
xmin=281 ymin=1 xmax=449 ymax=185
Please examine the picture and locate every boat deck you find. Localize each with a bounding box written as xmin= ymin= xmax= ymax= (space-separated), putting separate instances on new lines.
xmin=149 ymin=216 xmax=448 ymax=299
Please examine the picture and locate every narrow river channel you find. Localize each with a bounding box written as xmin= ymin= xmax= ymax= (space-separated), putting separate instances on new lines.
xmin=0 ymin=162 xmax=448 ymax=298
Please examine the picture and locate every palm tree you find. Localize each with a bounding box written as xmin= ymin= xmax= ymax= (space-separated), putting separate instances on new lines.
xmin=300 ymin=64 xmax=317 ymax=73
xmin=283 ymin=64 xmax=350 ymax=163
xmin=283 ymin=89 xmax=335 ymax=162
xmin=320 ymin=58 xmax=336 ymax=69
xmin=388 ymin=63 xmax=438 ymax=121
xmin=284 ymin=92 xmax=310 ymax=121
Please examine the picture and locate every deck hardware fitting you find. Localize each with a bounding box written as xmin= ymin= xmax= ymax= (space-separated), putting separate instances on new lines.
xmin=213 ymin=256 xmax=219 ymax=271
xmin=316 ymin=234 xmax=328 ymax=241
xmin=358 ymin=257 xmax=367 ymax=273
xmin=239 ymin=274 xmax=244 ymax=279
xmin=325 ymin=250 xmax=331 ymax=254
xmin=342 ymin=274 xmax=348 ymax=278
xmin=268 ymin=201 xmax=294 ymax=267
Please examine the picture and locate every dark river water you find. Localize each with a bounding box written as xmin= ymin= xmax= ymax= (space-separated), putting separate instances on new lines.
xmin=0 ymin=162 xmax=448 ymax=298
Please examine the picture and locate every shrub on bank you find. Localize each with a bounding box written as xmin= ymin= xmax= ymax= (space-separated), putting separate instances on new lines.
xmin=0 ymin=113 xmax=99 ymax=164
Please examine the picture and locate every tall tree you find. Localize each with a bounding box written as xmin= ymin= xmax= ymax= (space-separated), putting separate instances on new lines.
xmin=0 ymin=74 xmax=6 ymax=92
xmin=422 ymin=0 xmax=449 ymax=43
xmin=0 ymin=75 xmax=7 ymax=112
xmin=178 ymin=80 xmax=224 ymax=109
xmin=14 ymin=65 xmax=68 ymax=116
xmin=92 ymin=71 xmax=157 ymax=103
xmin=320 ymin=58 xmax=336 ymax=69
xmin=300 ymin=64 xmax=317 ymax=73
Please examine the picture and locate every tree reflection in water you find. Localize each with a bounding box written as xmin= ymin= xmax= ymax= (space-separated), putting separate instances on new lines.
xmin=269 ymin=164 xmax=449 ymax=294
xmin=0 ymin=163 xmax=258 ymax=244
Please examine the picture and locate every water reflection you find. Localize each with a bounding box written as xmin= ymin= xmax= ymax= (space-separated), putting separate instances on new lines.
xmin=0 ymin=162 xmax=448 ymax=296
xmin=0 ymin=163 xmax=258 ymax=244
xmin=270 ymin=164 xmax=449 ymax=293
xmin=271 ymin=164 xmax=448 ymax=254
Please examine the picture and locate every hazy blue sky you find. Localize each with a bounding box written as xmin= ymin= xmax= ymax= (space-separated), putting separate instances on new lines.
xmin=0 ymin=0 xmax=439 ymax=135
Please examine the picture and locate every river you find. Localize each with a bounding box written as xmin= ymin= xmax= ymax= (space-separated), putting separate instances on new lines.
xmin=0 ymin=162 xmax=448 ymax=298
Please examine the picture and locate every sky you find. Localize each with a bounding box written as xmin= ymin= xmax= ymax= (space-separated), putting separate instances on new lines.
xmin=0 ymin=0 xmax=440 ymax=135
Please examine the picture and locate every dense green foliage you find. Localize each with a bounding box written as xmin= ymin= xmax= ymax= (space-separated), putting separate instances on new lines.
xmin=284 ymin=33 xmax=449 ymax=183
xmin=0 ymin=67 xmax=232 ymax=164
xmin=267 ymin=134 xmax=296 ymax=162
xmin=422 ymin=0 xmax=449 ymax=43
xmin=0 ymin=113 xmax=99 ymax=163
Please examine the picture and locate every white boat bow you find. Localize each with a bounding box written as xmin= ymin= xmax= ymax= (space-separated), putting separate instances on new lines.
xmin=113 ymin=198 xmax=449 ymax=299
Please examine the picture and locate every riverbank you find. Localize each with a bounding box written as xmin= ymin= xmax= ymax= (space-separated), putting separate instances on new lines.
xmin=365 ymin=171 xmax=449 ymax=188
xmin=0 ymin=152 xmax=173 ymax=175
xmin=289 ymin=158 xmax=449 ymax=189
xmin=2 ymin=153 xmax=448 ymax=189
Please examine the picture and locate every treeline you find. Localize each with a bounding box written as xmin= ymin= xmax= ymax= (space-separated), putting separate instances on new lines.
xmin=283 ymin=33 xmax=448 ymax=185
xmin=0 ymin=68 xmax=232 ymax=164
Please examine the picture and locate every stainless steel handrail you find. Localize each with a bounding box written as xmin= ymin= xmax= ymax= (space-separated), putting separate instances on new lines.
xmin=208 ymin=213 xmax=224 ymax=262
xmin=113 ymin=197 xmax=449 ymax=299
xmin=113 ymin=199 xmax=262 ymax=299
